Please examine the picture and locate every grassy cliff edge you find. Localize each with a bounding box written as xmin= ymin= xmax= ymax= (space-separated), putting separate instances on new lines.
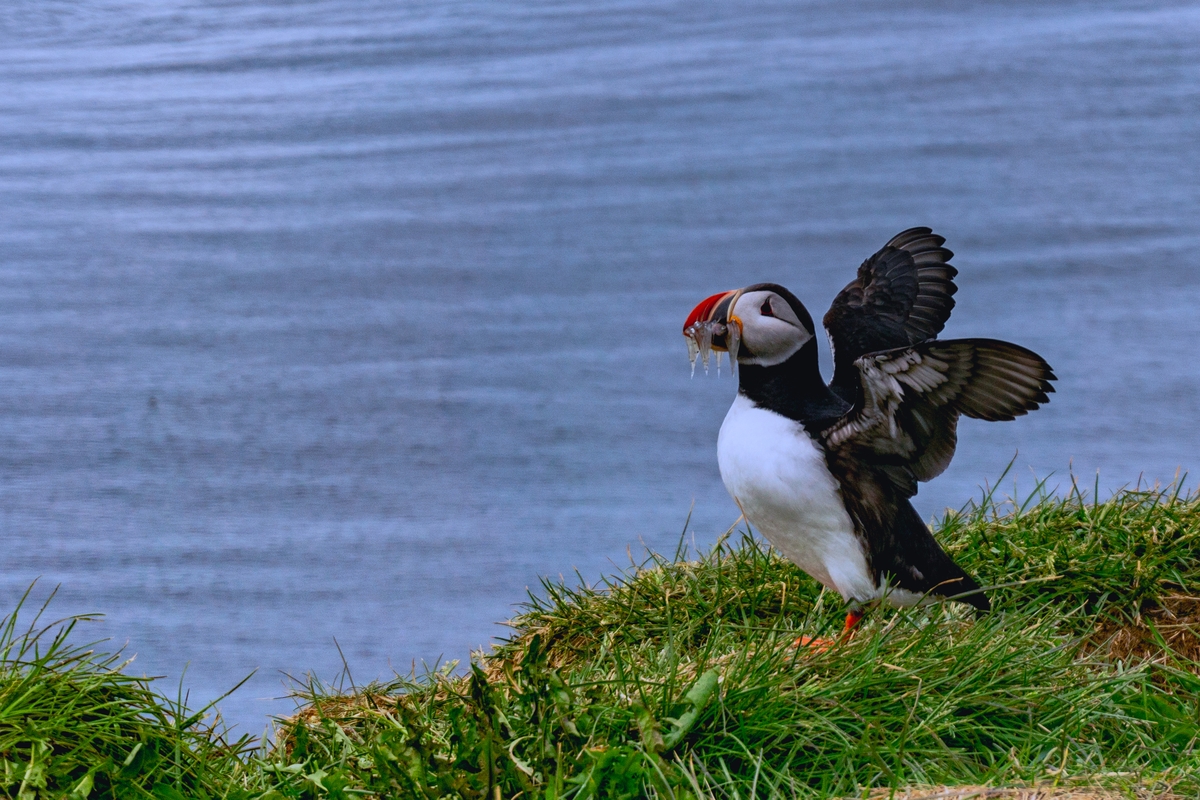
xmin=3 ymin=482 xmax=1200 ymax=798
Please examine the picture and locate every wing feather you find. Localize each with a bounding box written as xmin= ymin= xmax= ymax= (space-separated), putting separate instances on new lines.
xmin=823 ymin=338 xmax=1056 ymax=490
xmin=824 ymin=227 xmax=959 ymax=402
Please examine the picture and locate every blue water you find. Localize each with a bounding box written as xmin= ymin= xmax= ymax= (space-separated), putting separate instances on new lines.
xmin=1 ymin=0 xmax=1198 ymax=733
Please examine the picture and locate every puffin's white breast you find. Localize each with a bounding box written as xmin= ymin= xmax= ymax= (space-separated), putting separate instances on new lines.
xmin=717 ymin=393 xmax=875 ymax=603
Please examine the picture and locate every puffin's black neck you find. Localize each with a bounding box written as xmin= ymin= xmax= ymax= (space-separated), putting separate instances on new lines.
xmin=738 ymin=339 xmax=849 ymax=428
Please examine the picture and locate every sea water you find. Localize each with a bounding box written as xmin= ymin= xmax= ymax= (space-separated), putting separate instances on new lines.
xmin=1 ymin=0 xmax=1198 ymax=731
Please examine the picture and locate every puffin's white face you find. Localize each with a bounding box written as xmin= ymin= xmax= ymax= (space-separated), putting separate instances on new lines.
xmin=730 ymin=290 xmax=812 ymax=367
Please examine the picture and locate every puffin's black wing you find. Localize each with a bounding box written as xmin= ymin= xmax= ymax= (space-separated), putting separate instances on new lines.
xmin=824 ymin=338 xmax=1056 ymax=493
xmin=820 ymin=338 xmax=1054 ymax=610
xmin=823 ymin=228 xmax=958 ymax=402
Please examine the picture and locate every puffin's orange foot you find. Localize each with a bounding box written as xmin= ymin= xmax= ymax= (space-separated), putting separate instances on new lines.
xmin=792 ymin=610 xmax=866 ymax=651
xmin=792 ymin=635 xmax=836 ymax=651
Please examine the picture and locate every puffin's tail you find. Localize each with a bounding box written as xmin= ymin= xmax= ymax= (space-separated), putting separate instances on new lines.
xmin=889 ymin=500 xmax=990 ymax=612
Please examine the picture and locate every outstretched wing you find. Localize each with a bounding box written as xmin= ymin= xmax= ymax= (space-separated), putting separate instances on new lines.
xmin=823 ymin=338 xmax=1056 ymax=495
xmin=824 ymin=227 xmax=958 ymax=402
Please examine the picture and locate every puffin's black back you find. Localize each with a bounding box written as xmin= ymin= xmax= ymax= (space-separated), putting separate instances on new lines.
xmin=822 ymin=439 xmax=991 ymax=612
xmin=886 ymin=500 xmax=989 ymax=611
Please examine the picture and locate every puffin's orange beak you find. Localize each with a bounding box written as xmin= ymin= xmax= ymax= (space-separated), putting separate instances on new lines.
xmin=683 ymin=290 xmax=740 ymax=347
xmin=683 ymin=290 xmax=744 ymax=376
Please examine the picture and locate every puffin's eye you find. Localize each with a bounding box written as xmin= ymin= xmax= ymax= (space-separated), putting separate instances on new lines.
xmin=760 ymin=298 xmax=776 ymax=317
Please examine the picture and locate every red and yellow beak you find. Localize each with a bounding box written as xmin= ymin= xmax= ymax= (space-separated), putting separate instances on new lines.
xmin=683 ymin=289 xmax=745 ymax=376
xmin=683 ymin=289 xmax=741 ymax=350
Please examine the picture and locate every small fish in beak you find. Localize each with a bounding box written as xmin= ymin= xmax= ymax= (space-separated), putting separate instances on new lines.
xmin=683 ymin=290 xmax=741 ymax=377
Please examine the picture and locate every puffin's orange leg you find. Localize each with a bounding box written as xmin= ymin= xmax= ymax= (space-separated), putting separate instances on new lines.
xmin=841 ymin=608 xmax=865 ymax=640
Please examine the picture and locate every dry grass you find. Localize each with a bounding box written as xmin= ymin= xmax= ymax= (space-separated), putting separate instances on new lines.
xmin=1092 ymin=594 xmax=1200 ymax=664
xmin=861 ymin=787 xmax=1186 ymax=800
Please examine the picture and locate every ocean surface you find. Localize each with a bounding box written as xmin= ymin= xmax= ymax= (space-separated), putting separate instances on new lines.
xmin=1 ymin=0 xmax=1198 ymax=733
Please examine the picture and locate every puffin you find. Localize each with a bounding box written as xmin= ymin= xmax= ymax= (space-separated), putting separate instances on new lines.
xmin=683 ymin=227 xmax=1055 ymax=635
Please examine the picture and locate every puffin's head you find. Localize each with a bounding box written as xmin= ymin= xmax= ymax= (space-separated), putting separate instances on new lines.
xmin=683 ymin=283 xmax=815 ymax=371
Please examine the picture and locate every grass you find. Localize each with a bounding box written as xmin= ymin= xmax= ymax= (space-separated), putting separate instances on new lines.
xmin=0 ymin=588 xmax=258 ymax=799
xmin=3 ymin=481 xmax=1200 ymax=798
